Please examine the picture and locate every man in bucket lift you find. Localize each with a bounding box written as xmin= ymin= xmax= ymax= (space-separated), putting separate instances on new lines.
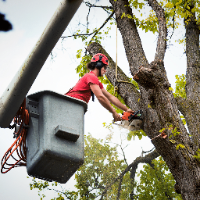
xmin=65 ymin=53 xmax=134 ymax=121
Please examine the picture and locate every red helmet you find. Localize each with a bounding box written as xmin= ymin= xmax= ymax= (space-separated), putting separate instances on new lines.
xmin=91 ymin=53 xmax=108 ymax=65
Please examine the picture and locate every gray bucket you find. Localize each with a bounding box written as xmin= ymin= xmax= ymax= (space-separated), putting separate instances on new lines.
xmin=26 ymin=90 xmax=87 ymax=183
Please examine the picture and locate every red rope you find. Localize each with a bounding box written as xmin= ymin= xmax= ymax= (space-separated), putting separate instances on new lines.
xmin=1 ymin=99 xmax=29 ymax=173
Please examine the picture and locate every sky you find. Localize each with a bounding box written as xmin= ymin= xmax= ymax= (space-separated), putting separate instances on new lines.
xmin=0 ymin=0 xmax=187 ymax=199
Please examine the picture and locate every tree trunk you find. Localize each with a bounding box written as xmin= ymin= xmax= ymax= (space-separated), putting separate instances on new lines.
xmin=87 ymin=0 xmax=200 ymax=199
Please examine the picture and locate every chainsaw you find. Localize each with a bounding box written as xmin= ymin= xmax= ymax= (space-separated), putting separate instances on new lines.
xmin=113 ymin=110 xmax=143 ymax=131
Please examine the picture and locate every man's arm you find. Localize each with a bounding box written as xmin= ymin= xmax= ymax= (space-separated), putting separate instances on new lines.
xmin=101 ymin=88 xmax=132 ymax=112
xmin=89 ymin=84 xmax=121 ymax=121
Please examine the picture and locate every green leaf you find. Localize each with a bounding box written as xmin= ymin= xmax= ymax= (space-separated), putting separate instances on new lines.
xmin=127 ymin=130 xmax=147 ymax=140
xmin=173 ymin=74 xmax=186 ymax=99
xmin=180 ymin=115 xmax=186 ymax=125
xmin=166 ymin=2 xmax=174 ymax=9
xmin=176 ymin=144 xmax=185 ymax=150
xmin=169 ymin=87 xmax=174 ymax=91
xmin=159 ymin=128 xmax=166 ymax=133
xmin=148 ymin=104 xmax=152 ymax=108
xmin=136 ymin=156 xmax=182 ymax=199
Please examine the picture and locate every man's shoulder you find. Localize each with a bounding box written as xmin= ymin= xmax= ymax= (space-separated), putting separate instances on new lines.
xmin=85 ymin=72 xmax=98 ymax=79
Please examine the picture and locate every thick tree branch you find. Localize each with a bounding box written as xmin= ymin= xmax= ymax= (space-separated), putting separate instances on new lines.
xmin=100 ymin=149 xmax=159 ymax=199
xmin=119 ymin=144 xmax=128 ymax=166
xmin=132 ymin=50 xmax=196 ymax=198
xmin=184 ymin=6 xmax=200 ymax=150
xmin=108 ymin=0 xmax=161 ymax=141
xmin=175 ymin=96 xmax=187 ymax=116
xmin=130 ymin=149 xmax=159 ymax=180
xmin=185 ymin=7 xmax=200 ymax=98
xmin=87 ymin=42 xmax=141 ymax=111
xmin=133 ymin=60 xmax=170 ymax=89
xmin=109 ymin=0 xmax=149 ymax=74
xmin=147 ymin=0 xmax=167 ymax=61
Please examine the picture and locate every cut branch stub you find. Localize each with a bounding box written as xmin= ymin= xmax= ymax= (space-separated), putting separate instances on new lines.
xmin=133 ymin=60 xmax=170 ymax=89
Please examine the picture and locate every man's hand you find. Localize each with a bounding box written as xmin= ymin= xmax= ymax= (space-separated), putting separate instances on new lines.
xmin=112 ymin=111 xmax=121 ymax=122
xmin=126 ymin=108 xmax=134 ymax=113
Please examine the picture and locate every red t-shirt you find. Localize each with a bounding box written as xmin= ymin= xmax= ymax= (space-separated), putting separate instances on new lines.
xmin=65 ymin=71 xmax=103 ymax=103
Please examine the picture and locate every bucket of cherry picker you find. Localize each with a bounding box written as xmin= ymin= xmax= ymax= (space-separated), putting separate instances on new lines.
xmin=26 ymin=90 xmax=87 ymax=183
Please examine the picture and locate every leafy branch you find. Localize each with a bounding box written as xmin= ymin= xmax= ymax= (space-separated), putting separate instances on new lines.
xmin=100 ymin=149 xmax=159 ymax=199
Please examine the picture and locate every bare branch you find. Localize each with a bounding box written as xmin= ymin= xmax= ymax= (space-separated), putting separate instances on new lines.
xmin=86 ymin=4 xmax=91 ymax=31
xmin=169 ymin=10 xmax=176 ymax=39
xmin=141 ymin=147 xmax=155 ymax=157
xmin=106 ymin=141 xmax=129 ymax=166
xmin=84 ymin=1 xmax=113 ymax=10
xmin=119 ymin=144 xmax=128 ymax=166
xmin=89 ymin=11 xmax=115 ymax=43
xmin=61 ymin=33 xmax=92 ymax=39
xmin=61 ymin=11 xmax=114 ymax=43
xmin=147 ymin=0 xmax=167 ymax=61
xmin=46 ymin=187 xmax=71 ymax=199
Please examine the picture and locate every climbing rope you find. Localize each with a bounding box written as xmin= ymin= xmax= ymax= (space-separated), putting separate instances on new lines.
xmin=1 ymin=99 xmax=29 ymax=173
xmin=115 ymin=23 xmax=118 ymax=81
xmin=114 ymin=24 xmax=119 ymax=95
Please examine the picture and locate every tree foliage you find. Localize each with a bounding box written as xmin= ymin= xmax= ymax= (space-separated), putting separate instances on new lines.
xmin=136 ymin=156 xmax=182 ymax=200
xmin=173 ymin=74 xmax=186 ymax=99
xmin=74 ymin=133 xmax=131 ymax=199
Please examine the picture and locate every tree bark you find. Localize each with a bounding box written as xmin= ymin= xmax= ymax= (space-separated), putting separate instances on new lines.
xmin=184 ymin=9 xmax=200 ymax=154
xmin=87 ymin=0 xmax=200 ymax=199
